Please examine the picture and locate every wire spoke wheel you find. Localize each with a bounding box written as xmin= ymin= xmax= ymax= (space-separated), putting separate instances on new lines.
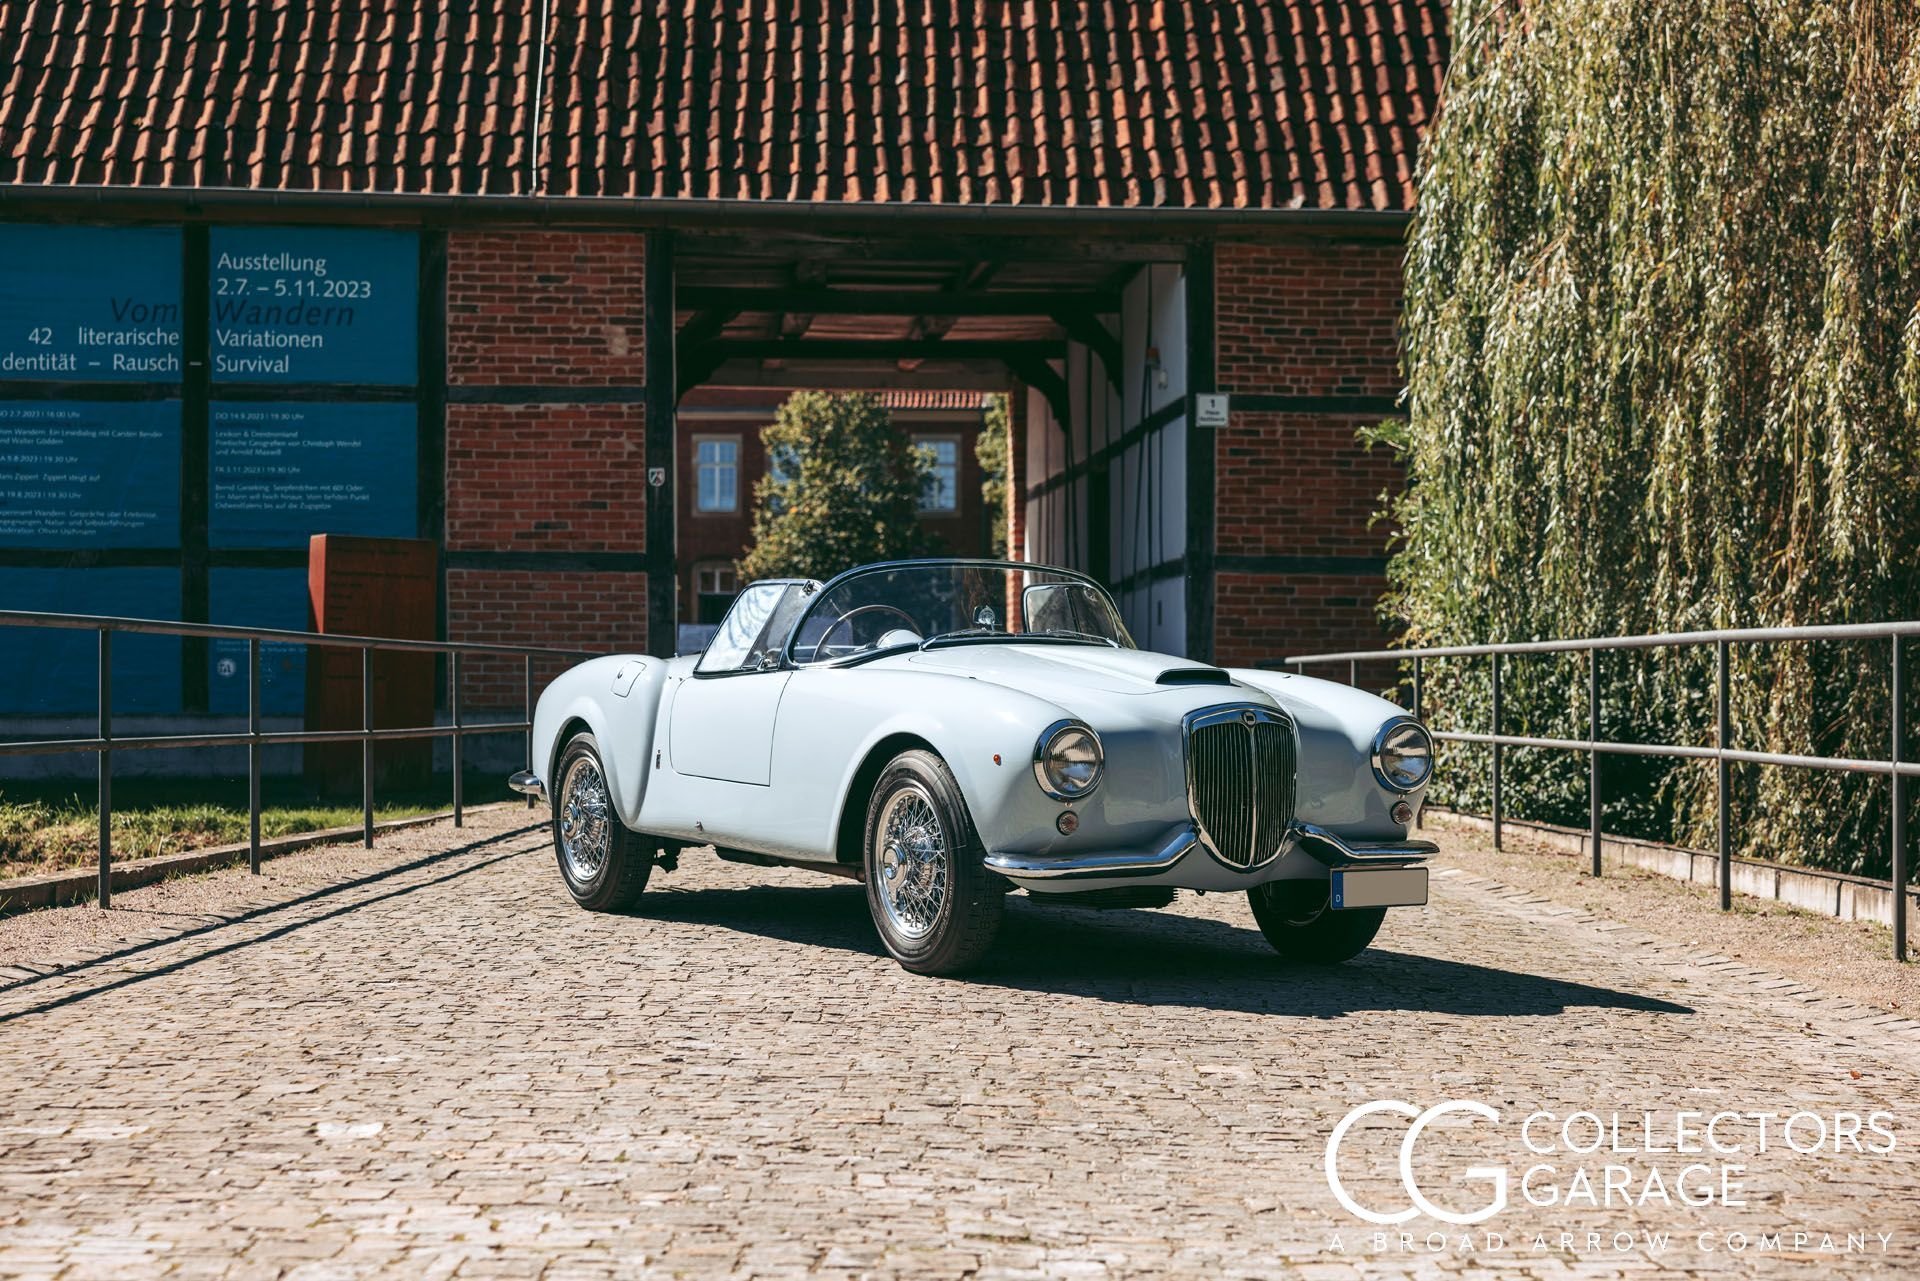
xmin=875 ymin=783 xmax=949 ymax=940
xmin=558 ymin=754 xmax=613 ymax=885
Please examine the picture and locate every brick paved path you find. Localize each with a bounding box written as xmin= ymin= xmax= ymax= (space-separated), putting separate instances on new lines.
xmin=0 ymin=806 xmax=1916 ymax=1278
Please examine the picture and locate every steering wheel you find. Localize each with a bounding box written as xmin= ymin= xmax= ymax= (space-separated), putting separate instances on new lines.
xmin=813 ymin=604 xmax=922 ymax=658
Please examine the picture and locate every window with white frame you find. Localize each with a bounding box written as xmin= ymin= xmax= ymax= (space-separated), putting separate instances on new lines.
xmin=916 ymin=436 xmax=959 ymax=513
xmin=695 ymin=436 xmax=739 ymax=512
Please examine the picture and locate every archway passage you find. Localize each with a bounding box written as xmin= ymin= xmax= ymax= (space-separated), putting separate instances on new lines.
xmin=666 ymin=227 xmax=1189 ymax=651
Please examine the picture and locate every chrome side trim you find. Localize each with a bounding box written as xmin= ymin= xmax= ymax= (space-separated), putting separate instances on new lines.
xmin=508 ymin=770 xmax=547 ymax=801
xmin=1295 ymin=822 xmax=1438 ymax=865
xmin=984 ymin=826 xmax=1198 ymax=880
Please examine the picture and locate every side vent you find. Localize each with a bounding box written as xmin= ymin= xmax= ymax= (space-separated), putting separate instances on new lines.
xmin=1158 ymin=668 xmax=1232 ymax=687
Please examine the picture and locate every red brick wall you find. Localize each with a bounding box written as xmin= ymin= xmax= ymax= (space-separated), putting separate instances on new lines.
xmin=1216 ymin=412 xmax=1401 ymax=561
xmin=1216 ymin=242 xmax=1404 ymax=397
xmin=446 ymin=569 xmax=649 ymax=705
xmin=447 ymin=232 xmax=646 ymax=385
xmin=446 ymin=404 xmax=646 ymax=552
xmin=1210 ymin=240 xmax=1405 ymax=668
xmin=443 ymin=228 xmax=651 ymax=697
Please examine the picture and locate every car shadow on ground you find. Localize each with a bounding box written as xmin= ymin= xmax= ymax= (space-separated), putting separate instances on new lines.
xmin=638 ymin=882 xmax=1694 ymax=1018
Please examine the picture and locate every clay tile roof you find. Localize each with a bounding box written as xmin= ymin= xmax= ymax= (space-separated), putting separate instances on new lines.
xmin=3 ymin=1 xmax=1449 ymax=212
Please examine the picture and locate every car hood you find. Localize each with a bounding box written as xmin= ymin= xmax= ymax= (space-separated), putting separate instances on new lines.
xmin=894 ymin=643 xmax=1252 ymax=699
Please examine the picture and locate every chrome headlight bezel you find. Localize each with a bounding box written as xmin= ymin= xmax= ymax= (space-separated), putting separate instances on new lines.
xmin=1371 ymin=716 xmax=1434 ymax=793
xmin=1032 ymin=720 xmax=1104 ymax=801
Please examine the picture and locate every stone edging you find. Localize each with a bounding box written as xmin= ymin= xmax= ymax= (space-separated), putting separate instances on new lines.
xmin=0 ymin=801 xmax=533 ymax=918
xmin=1425 ymin=808 xmax=1920 ymax=930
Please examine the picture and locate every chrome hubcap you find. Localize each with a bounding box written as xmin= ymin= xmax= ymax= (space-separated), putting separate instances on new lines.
xmin=559 ymin=755 xmax=612 ymax=884
xmin=875 ymin=784 xmax=947 ymax=940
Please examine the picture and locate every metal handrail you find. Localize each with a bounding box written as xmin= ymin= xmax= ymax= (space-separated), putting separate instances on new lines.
xmin=1287 ymin=626 xmax=1912 ymax=961
xmin=0 ymin=609 xmax=598 ymax=908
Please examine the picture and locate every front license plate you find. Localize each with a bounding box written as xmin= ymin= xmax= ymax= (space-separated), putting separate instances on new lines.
xmin=1331 ymin=866 xmax=1428 ymax=910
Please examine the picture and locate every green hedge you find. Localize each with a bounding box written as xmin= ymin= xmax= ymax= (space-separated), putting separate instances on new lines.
xmin=1382 ymin=0 xmax=1920 ymax=874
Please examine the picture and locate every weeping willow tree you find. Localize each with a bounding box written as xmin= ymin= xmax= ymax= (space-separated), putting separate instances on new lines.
xmin=1381 ymin=0 xmax=1920 ymax=873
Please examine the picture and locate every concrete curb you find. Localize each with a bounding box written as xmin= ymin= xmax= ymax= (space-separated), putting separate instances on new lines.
xmin=0 ymin=800 xmax=535 ymax=918
xmin=1427 ymin=808 xmax=1920 ymax=929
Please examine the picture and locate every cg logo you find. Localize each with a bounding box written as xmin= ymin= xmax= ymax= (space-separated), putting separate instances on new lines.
xmin=1325 ymin=1099 xmax=1508 ymax=1226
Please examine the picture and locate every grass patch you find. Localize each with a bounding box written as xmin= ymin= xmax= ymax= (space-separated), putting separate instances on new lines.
xmin=0 ymin=774 xmax=517 ymax=880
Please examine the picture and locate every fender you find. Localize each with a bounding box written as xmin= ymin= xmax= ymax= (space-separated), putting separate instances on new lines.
xmin=1228 ymin=667 xmax=1427 ymax=834
xmin=530 ymin=654 xmax=671 ymax=827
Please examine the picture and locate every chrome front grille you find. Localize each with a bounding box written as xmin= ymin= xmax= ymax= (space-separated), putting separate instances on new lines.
xmin=1184 ymin=705 xmax=1298 ymax=869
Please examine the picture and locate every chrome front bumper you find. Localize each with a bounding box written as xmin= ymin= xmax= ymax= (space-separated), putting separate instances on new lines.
xmin=508 ymin=770 xmax=547 ymax=802
xmin=984 ymin=822 xmax=1437 ymax=886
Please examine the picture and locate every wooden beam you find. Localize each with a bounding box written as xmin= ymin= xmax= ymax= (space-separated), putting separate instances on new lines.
xmin=1051 ymin=310 xmax=1123 ymax=391
xmin=676 ymin=286 xmax=1122 ymax=316
xmin=688 ymin=338 xmax=1067 ymax=362
xmin=644 ymin=232 xmax=678 ymax=660
xmin=1006 ymin=355 xmax=1071 ymax=428
xmin=700 ymin=360 xmax=1017 ymax=392
xmin=675 ymin=308 xmax=740 ymax=391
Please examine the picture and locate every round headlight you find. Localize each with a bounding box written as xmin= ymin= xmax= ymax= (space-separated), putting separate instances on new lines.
xmin=1372 ymin=718 xmax=1433 ymax=792
xmin=1033 ymin=721 xmax=1104 ymax=800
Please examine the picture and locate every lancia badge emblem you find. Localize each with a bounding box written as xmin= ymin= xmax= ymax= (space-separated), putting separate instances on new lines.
xmin=1241 ymin=710 xmax=1258 ymax=725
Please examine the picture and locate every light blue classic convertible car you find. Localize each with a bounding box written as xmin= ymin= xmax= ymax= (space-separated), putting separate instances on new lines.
xmin=511 ymin=559 xmax=1434 ymax=975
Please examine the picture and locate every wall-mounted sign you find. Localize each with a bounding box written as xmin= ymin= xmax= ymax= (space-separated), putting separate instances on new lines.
xmin=210 ymin=228 xmax=418 ymax=384
xmin=0 ymin=401 xmax=181 ymax=548
xmin=1195 ymin=393 xmax=1230 ymax=428
xmin=209 ymin=402 xmax=416 ymax=548
xmin=0 ymin=568 xmax=182 ymax=713
xmin=0 ymin=225 xmax=183 ymax=382
xmin=208 ymin=567 xmax=309 ymax=716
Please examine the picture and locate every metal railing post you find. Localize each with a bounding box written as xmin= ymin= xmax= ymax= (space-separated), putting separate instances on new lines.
xmin=1717 ymin=638 xmax=1732 ymax=911
xmin=524 ymin=655 xmax=536 ymax=809
xmin=248 ymin=636 xmax=262 ymax=874
xmin=1412 ymin=656 xmax=1424 ymax=831
xmin=451 ymin=650 xmax=464 ymax=828
xmin=97 ymin=628 xmax=112 ymax=909
xmin=362 ymin=646 xmax=375 ymax=848
xmin=1894 ymin=635 xmax=1908 ymax=962
xmin=1349 ymin=658 xmax=1357 ymax=688
xmin=1490 ymin=651 xmax=1503 ymax=850
xmin=1589 ymin=646 xmax=1602 ymax=877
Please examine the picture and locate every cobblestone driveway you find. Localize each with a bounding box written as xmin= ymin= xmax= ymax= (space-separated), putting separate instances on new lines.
xmin=1 ymin=806 xmax=1916 ymax=1278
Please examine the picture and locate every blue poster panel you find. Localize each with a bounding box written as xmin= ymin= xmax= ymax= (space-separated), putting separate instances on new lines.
xmin=0 ymin=401 xmax=181 ymax=548
xmin=208 ymin=402 xmax=416 ymax=548
xmin=0 ymin=568 xmax=181 ymax=714
xmin=208 ymin=568 xmax=308 ymax=717
xmin=0 ymin=225 xmax=183 ymax=382
xmin=209 ymin=228 xmax=418 ymax=384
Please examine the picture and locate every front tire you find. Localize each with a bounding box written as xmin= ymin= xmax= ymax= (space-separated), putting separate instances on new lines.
xmin=552 ymin=732 xmax=651 ymax=912
xmin=1247 ymin=880 xmax=1385 ymax=963
xmin=862 ymin=750 xmax=1003 ymax=975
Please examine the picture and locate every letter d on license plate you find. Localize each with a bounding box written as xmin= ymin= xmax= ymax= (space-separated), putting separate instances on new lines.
xmin=1330 ymin=866 xmax=1428 ymax=910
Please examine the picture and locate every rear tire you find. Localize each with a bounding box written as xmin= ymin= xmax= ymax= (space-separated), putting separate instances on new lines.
xmin=862 ymin=750 xmax=1003 ymax=975
xmin=1247 ymin=880 xmax=1385 ymax=963
xmin=553 ymin=732 xmax=651 ymax=913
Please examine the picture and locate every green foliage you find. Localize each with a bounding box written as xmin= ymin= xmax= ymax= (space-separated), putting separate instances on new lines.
xmin=0 ymin=779 xmax=452 ymax=879
xmin=1388 ymin=0 xmax=1920 ymax=874
xmin=740 ymin=391 xmax=940 ymax=582
xmin=977 ymin=393 xmax=1011 ymax=556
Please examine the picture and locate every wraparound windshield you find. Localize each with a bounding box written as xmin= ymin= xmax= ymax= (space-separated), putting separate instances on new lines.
xmin=788 ymin=562 xmax=1133 ymax=665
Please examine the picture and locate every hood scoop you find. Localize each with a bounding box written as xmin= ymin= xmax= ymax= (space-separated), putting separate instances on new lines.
xmin=1157 ymin=667 xmax=1232 ymax=687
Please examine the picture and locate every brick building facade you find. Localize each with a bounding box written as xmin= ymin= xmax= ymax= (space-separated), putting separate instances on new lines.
xmin=0 ymin=1 xmax=1449 ymax=717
